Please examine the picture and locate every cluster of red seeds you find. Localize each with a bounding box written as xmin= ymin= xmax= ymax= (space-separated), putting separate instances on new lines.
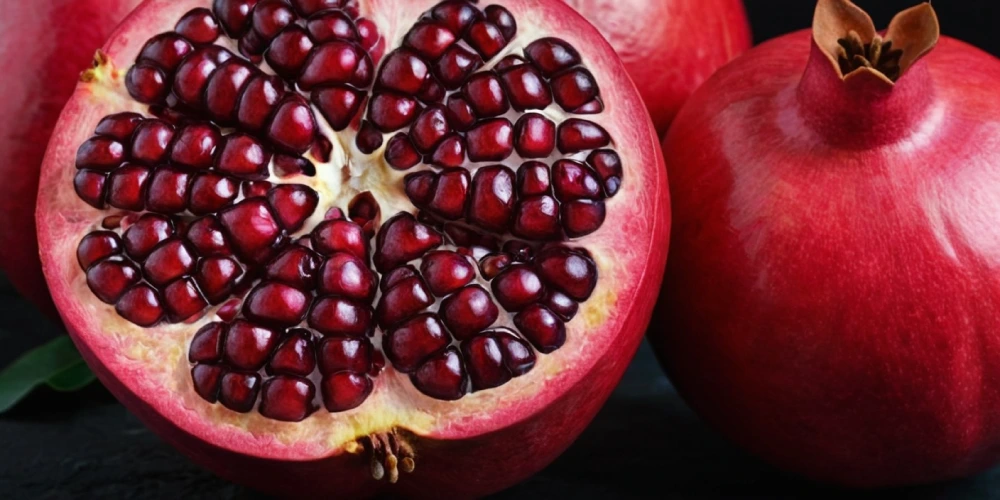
xmin=73 ymin=0 xmax=620 ymax=420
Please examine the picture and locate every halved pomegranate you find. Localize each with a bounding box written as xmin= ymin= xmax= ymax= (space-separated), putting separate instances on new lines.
xmin=37 ymin=0 xmax=668 ymax=495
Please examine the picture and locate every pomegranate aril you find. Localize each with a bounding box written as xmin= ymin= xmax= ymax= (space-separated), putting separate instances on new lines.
xmin=430 ymin=0 xmax=481 ymax=36
xmin=308 ymin=297 xmax=373 ymax=337
xmin=384 ymin=313 xmax=450 ymax=373
xmin=243 ymin=282 xmax=309 ymax=327
xmin=196 ymin=257 xmax=244 ymax=303
xmin=77 ymin=232 xmax=122 ymax=270
xmin=322 ymin=372 xmax=372 ymax=412
xmin=463 ymin=72 xmax=509 ymax=118
xmin=573 ymin=98 xmax=604 ymax=114
xmin=306 ymin=9 xmax=358 ymax=42
xmin=355 ymin=121 xmax=384 ymax=154
xmin=465 ymin=21 xmax=507 ymax=60
xmin=479 ymin=252 xmax=512 ymax=280
xmin=374 ymin=213 xmax=443 ymax=272
xmin=412 ymin=347 xmax=467 ymax=400
xmin=267 ymin=184 xmax=319 ymax=233
xmin=266 ymin=26 xmax=314 ymax=79
xmin=517 ymin=160 xmax=551 ymax=196
xmin=424 ymin=168 xmax=469 ymax=220
xmin=513 ymin=195 xmax=561 ymax=240
xmin=215 ymin=134 xmax=270 ymax=179
xmin=562 ymin=199 xmax=606 ymax=237
xmin=126 ymin=64 xmax=169 ymax=104
xmin=445 ymin=95 xmax=476 ymax=132
xmin=466 ymin=118 xmax=513 ymax=162
xmin=268 ymin=329 xmax=316 ymax=376
xmin=443 ymin=223 xmax=500 ymax=251
xmin=312 ymin=219 xmax=367 ymax=259
xmin=514 ymin=304 xmax=565 ymax=353
xmin=499 ymin=65 xmax=551 ymax=111
xmin=378 ymin=49 xmax=430 ymax=95
xmin=408 ymin=106 xmax=451 ymax=153
xmin=163 ymin=277 xmax=209 ymax=321
xmin=252 ymin=0 xmax=296 ymax=40
xmin=376 ymin=276 xmax=433 ymax=328
xmin=557 ymin=119 xmax=610 ymax=153
xmin=462 ymin=334 xmax=510 ymax=390
xmin=239 ymin=29 xmax=268 ymax=60
xmin=299 ymin=42 xmax=361 ymax=90
xmin=467 ymin=165 xmax=515 ymax=232
xmin=219 ymin=199 xmax=284 ymax=264
xmin=170 ymin=123 xmax=221 ymax=170
xmin=188 ymin=172 xmax=239 ymax=215
xmin=176 ymin=8 xmax=221 ymax=44
xmin=495 ymin=331 xmax=535 ymax=375
xmin=273 ymin=155 xmax=315 ymax=177
xmin=95 ymin=113 xmax=144 ymax=141
xmin=243 ymin=181 xmax=272 ymax=199
xmin=434 ymin=45 xmax=483 ymax=90
xmin=587 ymin=149 xmax=623 ymax=197
xmin=542 ymin=290 xmax=578 ymax=321
xmin=86 ymin=260 xmax=140 ymax=304
xmin=143 ymin=239 xmax=195 ymax=287
xmin=220 ymin=371 xmax=262 ymax=413
xmin=385 ymin=134 xmax=421 ymax=170
xmin=74 ymin=171 xmax=107 ymax=208
xmin=192 ymin=364 xmax=224 ymax=403
xmin=429 ymin=134 xmax=466 ymax=167
xmin=267 ymin=96 xmax=316 ymax=154
xmin=237 ymin=75 xmax=285 ymax=132
xmin=205 ymin=60 xmax=256 ymax=124
xmin=350 ymin=52 xmax=375 ymax=88
xmin=224 ymin=320 xmax=280 ymax=370
xmin=138 ymin=33 xmax=194 ymax=70
xmin=420 ymin=250 xmax=475 ymax=297
xmin=318 ymin=253 xmax=377 ymax=301
xmin=524 ymin=37 xmax=581 ymax=76
xmin=124 ymin=214 xmax=174 ymax=259
xmin=189 ymin=322 xmax=226 ymax=363
xmin=349 ymin=192 xmax=381 ymax=228
xmin=552 ymin=159 xmax=602 ymax=201
xmin=319 ymin=336 xmax=372 ymax=374
xmin=404 ymin=22 xmax=456 ymax=60
xmin=369 ymin=92 xmax=421 ymax=132
xmin=217 ymin=300 xmax=241 ymax=322
xmin=485 ymin=5 xmax=516 ymax=39
xmin=440 ymin=285 xmax=499 ymax=340
xmin=534 ymin=246 xmax=598 ymax=301
xmin=116 ymin=284 xmax=164 ymax=327
xmin=107 ymin=164 xmax=151 ymax=211
xmin=551 ymin=68 xmax=599 ymax=111
xmin=503 ymin=240 xmax=533 ymax=262
xmin=75 ymin=137 xmax=125 ymax=171
xmin=131 ymin=120 xmax=174 ymax=164
xmin=356 ymin=18 xmax=381 ymax=52
xmin=173 ymin=46 xmax=233 ymax=107
xmin=492 ymin=265 xmax=545 ymax=311
xmin=313 ymin=86 xmax=364 ymax=131
xmin=265 ymin=246 xmax=318 ymax=288
xmin=380 ymin=265 xmax=418 ymax=293
xmin=185 ymin=216 xmax=231 ymax=256
xmin=514 ymin=114 xmax=556 ymax=158
xmin=213 ymin=0 xmax=258 ymax=37
xmin=146 ymin=167 xmax=191 ymax=214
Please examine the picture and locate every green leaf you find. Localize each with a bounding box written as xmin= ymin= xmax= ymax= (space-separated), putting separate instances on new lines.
xmin=0 ymin=336 xmax=96 ymax=413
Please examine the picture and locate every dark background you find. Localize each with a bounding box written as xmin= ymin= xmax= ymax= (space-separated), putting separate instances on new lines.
xmin=3 ymin=0 xmax=1000 ymax=498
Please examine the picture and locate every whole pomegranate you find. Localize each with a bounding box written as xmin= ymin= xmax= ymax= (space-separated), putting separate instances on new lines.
xmin=36 ymin=0 xmax=669 ymax=496
xmin=655 ymin=0 xmax=1000 ymax=488
xmin=563 ymin=0 xmax=752 ymax=135
xmin=0 ymin=0 xmax=144 ymax=317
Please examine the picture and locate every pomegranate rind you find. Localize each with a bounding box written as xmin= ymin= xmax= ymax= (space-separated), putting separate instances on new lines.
xmin=37 ymin=0 xmax=668 ymax=495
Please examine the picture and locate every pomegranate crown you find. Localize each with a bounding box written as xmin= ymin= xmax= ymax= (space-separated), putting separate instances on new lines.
xmin=812 ymin=0 xmax=939 ymax=85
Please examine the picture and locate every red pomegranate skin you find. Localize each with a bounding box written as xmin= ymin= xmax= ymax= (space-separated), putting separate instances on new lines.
xmin=655 ymin=3 xmax=1000 ymax=488
xmin=0 ymin=0 xmax=143 ymax=317
xmin=564 ymin=0 xmax=752 ymax=135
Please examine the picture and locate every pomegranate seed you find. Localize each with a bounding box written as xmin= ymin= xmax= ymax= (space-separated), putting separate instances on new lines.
xmin=189 ymin=322 xmax=226 ymax=363
xmin=368 ymin=92 xmax=421 ymax=132
xmin=265 ymin=329 xmax=316 ymax=377
xmin=170 ymin=123 xmax=221 ymax=170
xmin=266 ymin=25 xmax=314 ymax=79
xmin=514 ymin=305 xmax=565 ymax=353
xmin=462 ymin=334 xmax=510 ymax=390
xmin=239 ymin=29 xmax=267 ymax=60
xmin=429 ymin=134 xmax=466 ymax=168
xmin=130 ymin=120 xmax=175 ymax=164
xmin=107 ymin=164 xmax=151 ymax=211
xmin=376 ymin=276 xmax=433 ymax=328
xmin=267 ymin=96 xmax=316 ymax=154
xmin=350 ymin=52 xmax=375 ymax=88
xmin=355 ymin=121 xmax=384 ymax=154
xmin=573 ymin=98 xmax=604 ymax=114
xmin=551 ymin=68 xmax=599 ymax=111
xmin=408 ymin=106 xmax=450 ymax=153
xmin=252 ymin=0 xmax=296 ymax=40
xmin=557 ymin=119 xmax=610 ymax=153
xmin=586 ymin=150 xmax=623 ymax=197
xmin=443 ymin=223 xmax=499 ymax=251
xmin=349 ymin=192 xmax=381 ymax=228
xmin=434 ymin=45 xmax=483 ymax=90
xmin=479 ymin=252 xmax=512 ymax=280
xmin=524 ymin=37 xmax=581 ymax=76
xmin=440 ymin=285 xmax=499 ymax=339
xmin=484 ymin=5 xmax=516 ymax=40
xmin=176 ymin=8 xmax=221 ymax=44
xmin=312 ymin=219 xmax=367 ymax=259
xmin=374 ymin=213 xmax=443 ymax=272
xmin=243 ymin=282 xmax=310 ymax=327
xmin=138 ymin=33 xmax=194 ymax=70
xmin=308 ymin=297 xmax=374 ymax=337
xmin=321 ymin=372 xmax=373 ymax=412
xmin=384 ymin=313 xmax=450 ymax=373
xmin=425 ymin=168 xmax=469 ymax=220
xmin=213 ymin=0 xmax=258 ymax=37
xmin=356 ymin=18 xmax=381 ymax=52
xmin=412 ymin=347 xmax=467 ymax=400
xmin=185 ymin=216 xmax=231 ymax=256
xmin=76 ymin=137 xmax=125 ymax=171
xmin=173 ymin=46 xmax=233 ymax=107
xmin=191 ymin=364 xmax=224 ymax=402
xmin=462 ymin=72 xmax=509 ymax=118
xmin=126 ymin=64 xmax=169 ymax=103
xmin=495 ymin=54 xmax=524 ymax=71
xmin=143 ymin=239 xmax=196 ymax=287
xmin=265 ymin=246 xmax=319 ymax=288
xmin=291 ymin=0 xmax=341 ymax=16
xmin=552 ymin=159 xmax=602 ymax=201
xmin=306 ymin=9 xmax=358 ymax=42
xmin=431 ymin=0 xmax=481 ymax=36
xmin=561 ymin=199 xmax=606 ymax=237
xmin=465 ymin=21 xmax=506 ymax=59
xmin=218 ymin=199 xmax=284 ymax=264
xmin=77 ymin=232 xmax=122 ymax=270
xmin=492 ymin=265 xmax=544 ymax=311
xmin=513 ymin=195 xmax=561 ymax=240
xmin=248 ymin=181 xmax=277 ymax=198
xmin=542 ymin=290 xmax=579 ymax=321
xmin=95 ymin=113 xmax=144 ymax=141
xmin=467 ymin=165 xmax=515 ymax=232
xmin=217 ymin=299 xmax=241 ymax=322
xmin=215 ymin=134 xmax=270 ymax=179
xmin=385 ymin=133 xmax=421 ymax=170
xmin=195 ymin=257 xmax=244 ymax=303
xmin=444 ymin=95 xmax=476 ymax=132
xmin=313 ymin=86 xmax=364 ymax=131
xmin=404 ymin=21 xmax=456 ymax=60
xmin=188 ymin=172 xmax=239 ymax=215
xmin=146 ymin=167 xmax=191 ymax=214
xmin=273 ymin=155 xmax=315 ymax=177
xmin=299 ymin=42 xmax=361 ymax=90
xmin=267 ymin=184 xmax=319 ymax=232
xmin=319 ymin=337 xmax=373 ymax=374
xmin=517 ymin=161 xmax=551 ymax=196
xmin=377 ymin=49 xmax=430 ymax=95
xmin=205 ymin=60 xmax=256 ymax=124
xmin=224 ymin=320 xmax=280 ymax=370
xmin=318 ymin=253 xmax=377 ymax=301
xmin=86 ymin=260 xmax=140 ymax=304
xmin=163 ymin=277 xmax=209 ymax=321
xmin=499 ymin=65 xmax=552 ymax=111
xmin=73 ymin=171 xmax=107 ymax=208
xmin=404 ymin=171 xmax=436 ymax=207
xmin=237 ymin=75 xmax=285 ymax=132
xmin=219 ymin=371 xmax=262 ymax=413
xmin=514 ymin=114 xmax=556 ymax=158
xmin=503 ymin=240 xmax=533 ymax=262
xmin=124 ymin=214 xmax=174 ymax=259
xmin=496 ymin=331 xmax=536 ymax=375
xmin=116 ymin=284 xmax=165 ymax=327
xmin=421 ymin=251 xmax=475 ymax=296
xmin=466 ymin=118 xmax=513 ymax=162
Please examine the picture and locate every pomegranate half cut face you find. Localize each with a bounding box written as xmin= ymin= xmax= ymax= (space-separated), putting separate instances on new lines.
xmin=37 ymin=0 xmax=668 ymax=495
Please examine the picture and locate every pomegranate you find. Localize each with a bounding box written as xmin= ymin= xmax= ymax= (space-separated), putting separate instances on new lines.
xmin=656 ymin=0 xmax=1000 ymax=488
xmin=36 ymin=0 xmax=668 ymax=496
xmin=0 ymin=0 xmax=146 ymax=317
xmin=563 ymin=0 xmax=752 ymax=135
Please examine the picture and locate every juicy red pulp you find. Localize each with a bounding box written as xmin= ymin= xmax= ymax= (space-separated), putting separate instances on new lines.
xmin=74 ymin=0 xmax=621 ymax=421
